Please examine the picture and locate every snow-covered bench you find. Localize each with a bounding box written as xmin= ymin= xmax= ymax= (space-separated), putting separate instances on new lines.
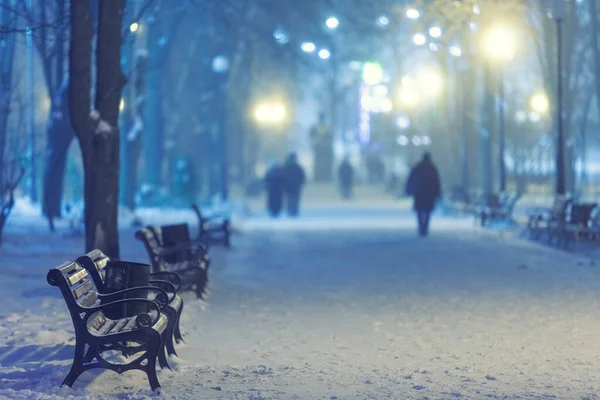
xmin=46 ymin=260 xmax=170 ymax=391
xmin=77 ymin=249 xmax=185 ymax=356
xmin=135 ymin=226 xmax=210 ymax=299
xmin=191 ymin=203 xmax=232 ymax=248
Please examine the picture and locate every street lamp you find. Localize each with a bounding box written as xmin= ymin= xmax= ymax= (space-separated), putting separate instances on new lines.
xmin=212 ymin=55 xmax=230 ymax=201
xmin=318 ymin=49 xmax=331 ymax=59
xmin=254 ymin=103 xmax=287 ymax=124
xmin=301 ymin=42 xmax=316 ymax=53
xmin=483 ymin=24 xmax=517 ymax=192
xmin=130 ymin=22 xmax=139 ymax=33
xmin=548 ymin=0 xmax=567 ymax=195
xmin=406 ymin=8 xmax=420 ymax=19
xmin=326 ymin=17 xmax=339 ymax=30
xmin=530 ymin=92 xmax=550 ymax=114
xmin=413 ymin=33 xmax=427 ymax=46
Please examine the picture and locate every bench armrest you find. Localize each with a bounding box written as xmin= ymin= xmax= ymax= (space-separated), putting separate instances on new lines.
xmin=150 ymin=272 xmax=182 ymax=292
xmin=98 ymin=286 xmax=169 ymax=309
xmin=84 ymin=298 xmax=161 ymax=327
xmin=149 ymin=279 xmax=177 ymax=300
xmin=155 ymin=242 xmax=207 ymax=257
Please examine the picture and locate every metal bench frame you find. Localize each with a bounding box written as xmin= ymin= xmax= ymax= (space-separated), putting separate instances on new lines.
xmin=77 ymin=249 xmax=185 ymax=355
xmin=47 ymin=261 xmax=170 ymax=390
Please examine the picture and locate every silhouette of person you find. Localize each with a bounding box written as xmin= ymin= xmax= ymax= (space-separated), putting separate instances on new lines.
xmin=282 ymin=152 xmax=306 ymax=217
xmin=338 ymin=157 xmax=354 ymax=200
xmin=264 ymin=162 xmax=284 ymax=218
xmin=405 ymin=152 xmax=441 ymax=236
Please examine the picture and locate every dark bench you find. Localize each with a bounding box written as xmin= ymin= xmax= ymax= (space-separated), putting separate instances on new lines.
xmin=191 ymin=204 xmax=231 ymax=248
xmin=77 ymin=249 xmax=185 ymax=356
xmin=479 ymin=192 xmax=521 ymax=226
xmin=526 ymin=195 xmax=572 ymax=241
xmin=552 ymin=203 xmax=598 ymax=249
xmin=47 ymin=261 xmax=170 ymax=391
xmin=135 ymin=226 xmax=210 ymax=299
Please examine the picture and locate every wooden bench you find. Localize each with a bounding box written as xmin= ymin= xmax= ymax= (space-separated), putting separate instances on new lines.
xmin=526 ymin=195 xmax=572 ymax=241
xmin=77 ymin=249 xmax=185 ymax=356
xmin=135 ymin=226 xmax=210 ymax=299
xmin=47 ymin=261 xmax=170 ymax=391
xmin=191 ymin=204 xmax=231 ymax=248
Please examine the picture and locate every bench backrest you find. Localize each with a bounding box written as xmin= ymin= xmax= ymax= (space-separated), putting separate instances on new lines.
xmin=161 ymin=223 xmax=192 ymax=263
xmin=47 ymin=261 xmax=99 ymax=328
xmin=77 ymin=249 xmax=111 ymax=291
xmin=504 ymin=192 xmax=521 ymax=213
xmin=551 ymin=195 xmax=572 ymax=216
xmin=569 ymin=203 xmax=597 ymax=225
xmin=135 ymin=227 xmax=164 ymax=271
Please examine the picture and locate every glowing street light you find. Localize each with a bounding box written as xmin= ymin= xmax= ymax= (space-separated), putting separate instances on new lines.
xmin=429 ymin=26 xmax=442 ymax=38
xmin=255 ymin=103 xmax=286 ymax=124
xmin=362 ymin=62 xmax=384 ymax=85
xmin=326 ymin=16 xmax=339 ymax=30
xmin=130 ymin=22 xmax=139 ymax=33
xmin=449 ymin=45 xmax=462 ymax=57
xmin=530 ymin=92 xmax=549 ymax=114
xmin=377 ymin=16 xmax=390 ymax=26
xmin=398 ymin=85 xmax=419 ymax=109
xmin=318 ymin=49 xmax=331 ymax=59
xmin=419 ymin=68 xmax=443 ymax=96
xmin=406 ymin=8 xmax=420 ymax=19
xmin=413 ymin=33 xmax=426 ymax=46
xmin=301 ymin=42 xmax=316 ymax=53
xmin=483 ymin=24 xmax=517 ymax=62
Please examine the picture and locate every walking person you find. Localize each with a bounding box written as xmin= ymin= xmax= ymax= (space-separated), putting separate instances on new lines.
xmin=405 ymin=152 xmax=441 ymax=237
xmin=282 ymin=152 xmax=306 ymax=217
xmin=264 ymin=161 xmax=284 ymax=218
xmin=338 ymin=157 xmax=354 ymax=200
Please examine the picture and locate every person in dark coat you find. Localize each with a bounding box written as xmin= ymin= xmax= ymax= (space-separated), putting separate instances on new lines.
xmin=282 ymin=152 xmax=306 ymax=217
xmin=405 ymin=152 xmax=441 ymax=236
xmin=265 ymin=162 xmax=284 ymax=218
xmin=338 ymin=157 xmax=354 ymax=200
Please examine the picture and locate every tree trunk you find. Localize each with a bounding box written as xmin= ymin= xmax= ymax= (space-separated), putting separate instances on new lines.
xmin=41 ymin=0 xmax=72 ymax=224
xmin=70 ymin=0 xmax=125 ymax=259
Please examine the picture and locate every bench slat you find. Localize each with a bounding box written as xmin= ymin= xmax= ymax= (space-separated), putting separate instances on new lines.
xmin=78 ymin=291 xmax=98 ymax=307
xmin=107 ymin=317 xmax=129 ymax=334
xmin=67 ymin=269 xmax=88 ymax=287
xmin=73 ymin=280 xmax=94 ymax=299
xmin=96 ymin=319 xmax=117 ymax=335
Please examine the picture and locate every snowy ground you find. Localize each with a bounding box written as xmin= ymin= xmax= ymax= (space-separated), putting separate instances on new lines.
xmin=1 ymin=197 xmax=600 ymax=399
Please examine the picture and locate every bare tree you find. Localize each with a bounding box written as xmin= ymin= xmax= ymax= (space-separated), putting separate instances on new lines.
xmin=70 ymin=0 xmax=125 ymax=258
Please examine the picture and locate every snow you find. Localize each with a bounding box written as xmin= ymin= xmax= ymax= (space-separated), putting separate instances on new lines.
xmin=2 ymin=201 xmax=600 ymax=398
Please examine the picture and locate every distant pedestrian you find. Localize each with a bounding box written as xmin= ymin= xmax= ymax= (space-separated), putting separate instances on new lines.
xmin=338 ymin=157 xmax=354 ymax=200
xmin=265 ymin=162 xmax=284 ymax=218
xmin=282 ymin=152 xmax=306 ymax=217
xmin=405 ymin=152 xmax=441 ymax=237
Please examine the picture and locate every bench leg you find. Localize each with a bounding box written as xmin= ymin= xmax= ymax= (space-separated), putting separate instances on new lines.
xmin=163 ymin=307 xmax=178 ymax=357
xmin=61 ymin=340 xmax=86 ymax=388
xmin=157 ymin=333 xmax=172 ymax=371
xmin=143 ymin=334 xmax=162 ymax=391
xmin=174 ymin=301 xmax=184 ymax=344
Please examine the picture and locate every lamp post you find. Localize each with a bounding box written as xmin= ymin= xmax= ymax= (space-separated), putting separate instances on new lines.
xmin=212 ymin=55 xmax=230 ymax=202
xmin=548 ymin=0 xmax=567 ymax=195
xmin=26 ymin=0 xmax=36 ymax=202
xmin=483 ymin=24 xmax=517 ymax=193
